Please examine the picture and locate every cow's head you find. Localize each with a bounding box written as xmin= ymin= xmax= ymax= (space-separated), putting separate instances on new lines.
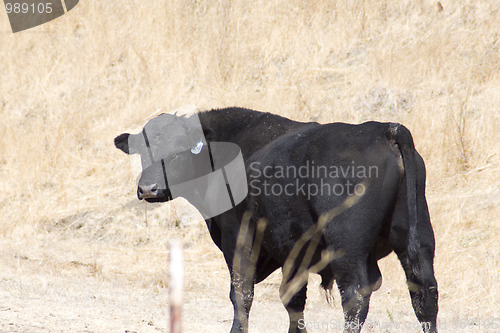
xmin=114 ymin=113 xmax=212 ymax=203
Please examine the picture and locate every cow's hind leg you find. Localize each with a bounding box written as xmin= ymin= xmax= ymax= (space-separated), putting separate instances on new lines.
xmin=335 ymin=262 xmax=372 ymax=333
xmin=390 ymin=227 xmax=438 ymax=333
xmin=394 ymin=249 xmax=438 ymax=333
xmin=390 ymin=183 xmax=438 ymax=332
xmin=280 ymin=277 xmax=308 ymax=333
xmin=409 ymin=258 xmax=438 ymax=333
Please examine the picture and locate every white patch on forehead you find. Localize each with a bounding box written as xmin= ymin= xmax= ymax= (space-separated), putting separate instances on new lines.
xmin=171 ymin=105 xmax=197 ymax=117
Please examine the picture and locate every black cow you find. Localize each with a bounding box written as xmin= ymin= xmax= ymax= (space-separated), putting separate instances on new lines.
xmin=114 ymin=107 xmax=438 ymax=333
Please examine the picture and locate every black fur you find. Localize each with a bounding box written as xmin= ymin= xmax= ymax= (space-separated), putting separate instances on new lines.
xmin=115 ymin=108 xmax=438 ymax=333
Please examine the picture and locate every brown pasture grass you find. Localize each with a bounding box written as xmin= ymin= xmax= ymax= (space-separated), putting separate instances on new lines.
xmin=0 ymin=0 xmax=498 ymax=330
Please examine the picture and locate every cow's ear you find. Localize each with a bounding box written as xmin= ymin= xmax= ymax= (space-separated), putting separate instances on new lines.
xmin=114 ymin=133 xmax=131 ymax=154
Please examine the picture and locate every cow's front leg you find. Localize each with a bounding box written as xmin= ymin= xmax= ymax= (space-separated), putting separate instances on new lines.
xmin=229 ymin=271 xmax=254 ymax=333
xmin=222 ymin=213 xmax=262 ymax=333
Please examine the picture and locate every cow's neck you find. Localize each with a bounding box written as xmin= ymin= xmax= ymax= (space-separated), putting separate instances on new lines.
xmin=197 ymin=107 xmax=305 ymax=144
xmin=197 ymin=108 xmax=263 ymax=142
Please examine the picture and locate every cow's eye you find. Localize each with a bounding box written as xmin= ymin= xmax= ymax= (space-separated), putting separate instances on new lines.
xmin=191 ymin=140 xmax=204 ymax=154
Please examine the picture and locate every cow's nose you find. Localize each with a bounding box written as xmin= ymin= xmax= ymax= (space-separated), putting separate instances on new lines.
xmin=138 ymin=184 xmax=159 ymax=199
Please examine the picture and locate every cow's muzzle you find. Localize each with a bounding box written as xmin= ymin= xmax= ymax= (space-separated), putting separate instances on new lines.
xmin=138 ymin=184 xmax=159 ymax=200
xmin=137 ymin=183 xmax=172 ymax=202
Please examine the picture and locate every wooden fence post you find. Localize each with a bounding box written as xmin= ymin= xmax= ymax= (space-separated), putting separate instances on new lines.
xmin=169 ymin=239 xmax=183 ymax=333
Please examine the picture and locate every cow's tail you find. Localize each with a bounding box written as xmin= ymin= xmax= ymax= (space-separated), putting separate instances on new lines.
xmin=387 ymin=123 xmax=420 ymax=275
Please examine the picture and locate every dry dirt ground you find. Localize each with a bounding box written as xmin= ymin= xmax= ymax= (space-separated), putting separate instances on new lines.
xmin=0 ymin=223 xmax=443 ymax=333
xmin=0 ymin=200 xmax=495 ymax=333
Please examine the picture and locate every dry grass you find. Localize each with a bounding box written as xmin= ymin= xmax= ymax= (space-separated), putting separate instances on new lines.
xmin=0 ymin=0 xmax=498 ymax=331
